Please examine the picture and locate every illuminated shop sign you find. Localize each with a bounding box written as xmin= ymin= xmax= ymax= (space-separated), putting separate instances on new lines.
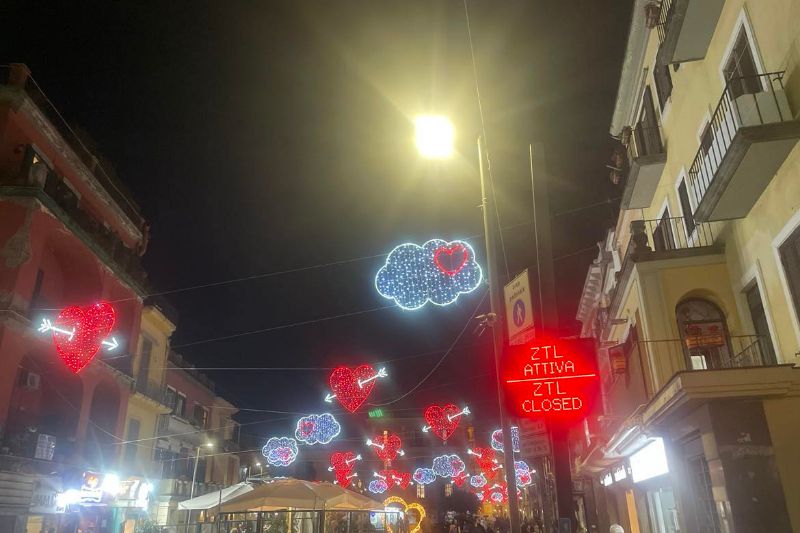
xmin=612 ymin=465 xmax=627 ymax=482
xmin=630 ymin=438 xmax=669 ymax=483
xmin=600 ymin=473 xmax=613 ymax=487
xmin=502 ymin=338 xmax=600 ymax=420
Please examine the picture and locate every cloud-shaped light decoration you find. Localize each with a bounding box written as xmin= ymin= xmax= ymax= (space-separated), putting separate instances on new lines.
xmin=375 ymin=239 xmax=482 ymax=310
xmin=490 ymin=426 xmax=520 ymax=453
xmin=368 ymin=479 xmax=389 ymax=494
xmin=295 ymin=413 xmax=341 ymax=445
xmin=470 ymin=474 xmax=487 ymax=488
xmin=432 ymin=454 xmax=466 ymax=478
xmin=514 ymin=460 xmax=533 ymax=487
xmin=413 ymin=468 xmax=436 ymax=485
xmin=262 ymin=437 xmax=299 ymax=467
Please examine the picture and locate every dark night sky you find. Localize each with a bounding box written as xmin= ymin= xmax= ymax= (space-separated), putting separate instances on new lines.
xmin=2 ymin=1 xmax=631 ymax=439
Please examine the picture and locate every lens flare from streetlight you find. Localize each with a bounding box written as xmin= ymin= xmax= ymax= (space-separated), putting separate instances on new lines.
xmin=415 ymin=115 xmax=454 ymax=159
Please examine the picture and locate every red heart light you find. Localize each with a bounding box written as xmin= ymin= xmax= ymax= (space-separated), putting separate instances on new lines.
xmin=371 ymin=433 xmax=402 ymax=461
xmin=52 ymin=302 xmax=115 ymax=373
xmin=471 ymin=447 xmax=496 ymax=472
xmin=330 ymin=452 xmax=357 ymax=475
xmin=424 ymin=404 xmax=462 ymax=441
xmin=395 ymin=471 xmax=411 ymax=489
xmin=330 ymin=364 xmax=379 ymax=413
xmin=433 ymin=243 xmax=469 ymax=276
xmin=453 ymin=471 xmax=468 ymax=487
xmin=335 ymin=470 xmax=354 ymax=488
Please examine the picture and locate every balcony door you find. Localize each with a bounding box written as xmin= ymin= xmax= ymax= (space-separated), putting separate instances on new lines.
xmin=723 ymin=27 xmax=761 ymax=99
xmin=676 ymin=298 xmax=732 ymax=369
xmin=635 ymin=86 xmax=663 ymax=157
xmin=745 ymin=284 xmax=776 ymax=364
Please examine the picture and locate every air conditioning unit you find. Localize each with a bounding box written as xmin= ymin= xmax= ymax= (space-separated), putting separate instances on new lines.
xmin=23 ymin=371 xmax=41 ymax=390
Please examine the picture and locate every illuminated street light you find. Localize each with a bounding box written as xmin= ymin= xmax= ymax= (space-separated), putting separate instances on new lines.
xmin=414 ymin=115 xmax=454 ymax=159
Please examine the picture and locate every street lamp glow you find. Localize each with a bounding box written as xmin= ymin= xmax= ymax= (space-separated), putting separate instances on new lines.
xmin=414 ymin=115 xmax=454 ymax=159
xmin=205 ymin=442 xmax=214 ymax=448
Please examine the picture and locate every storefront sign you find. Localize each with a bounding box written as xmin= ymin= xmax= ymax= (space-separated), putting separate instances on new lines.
xmin=630 ymin=438 xmax=669 ymax=483
xmin=517 ymin=418 xmax=546 ymax=437
xmin=502 ymin=338 xmax=600 ymax=420
xmin=30 ymin=476 xmax=62 ymax=514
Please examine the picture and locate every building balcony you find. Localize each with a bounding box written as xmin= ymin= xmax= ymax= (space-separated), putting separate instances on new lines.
xmin=639 ymin=335 xmax=776 ymax=374
xmin=688 ymin=72 xmax=800 ymax=222
xmin=618 ymin=123 xmax=666 ymax=209
xmin=157 ymin=414 xmax=208 ymax=447
xmin=0 ymin=146 xmax=148 ymax=293
xmin=654 ymin=0 xmax=724 ymax=64
xmin=156 ymin=478 xmax=221 ymax=499
xmin=133 ymin=379 xmax=172 ymax=411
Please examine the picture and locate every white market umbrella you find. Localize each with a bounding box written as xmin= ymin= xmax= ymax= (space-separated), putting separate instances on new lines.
xmin=178 ymin=482 xmax=255 ymax=510
xmin=220 ymin=478 xmax=381 ymax=512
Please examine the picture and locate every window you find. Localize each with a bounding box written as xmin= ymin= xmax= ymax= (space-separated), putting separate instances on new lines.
xmin=137 ymin=337 xmax=153 ymax=385
xmin=417 ymin=484 xmax=425 ymax=499
xmin=653 ymin=62 xmax=673 ymax=111
xmin=30 ymin=269 xmax=45 ymax=310
xmin=677 ymin=178 xmax=696 ymax=237
xmin=444 ymin=483 xmax=453 ymax=497
xmin=125 ymin=419 xmax=140 ymax=463
xmin=723 ymin=27 xmax=761 ymax=98
xmin=653 ymin=208 xmax=675 ymax=252
xmin=193 ymin=405 xmax=209 ymax=428
xmin=174 ymin=392 xmax=186 ymax=418
xmin=779 ymin=224 xmax=800 ymax=324
xmin=164 ymin=387 xmax=177 ymax=410
xmin=746 ymin=284 xmax=776 ymax=364
xmin=634 ymin=86 xmax=663 ymax=156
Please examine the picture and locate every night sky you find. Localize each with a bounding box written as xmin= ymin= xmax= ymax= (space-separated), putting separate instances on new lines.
xmin=2 ymin=1 xmax=631 ymax=440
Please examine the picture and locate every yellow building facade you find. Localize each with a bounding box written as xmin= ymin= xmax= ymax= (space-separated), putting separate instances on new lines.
xmin=576 ymin=1 xmax=800 ymax=531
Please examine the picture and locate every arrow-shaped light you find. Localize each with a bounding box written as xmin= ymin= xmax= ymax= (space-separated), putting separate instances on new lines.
xmin=358 ymin=367 xmax=388 ymax=389
xmin=102 ymin=337 xmax=119 ymax=351
xmin=365 ymin=439 xmax=385 ymax=450
xmin=324 ymin=393 xmax=336 ymax=403
xmin=421 ymin=425 xmax=430 ymax=433
xmin=492 ymin=464 xmax=504 ymax=471
xmin=38 ymin=319 xmax=75 ymax=341
xmin=397 ymin=449 xmax=405 ymax=456
xmin=447 ymin=406 xmax=471 ymax=421
xmin=346 ymin=454 xmax=362 ymax=465
xmin=373 ymin=472 xmax=386 ymax=479
xmin=467 ymin=448 xmax=482 ymax=458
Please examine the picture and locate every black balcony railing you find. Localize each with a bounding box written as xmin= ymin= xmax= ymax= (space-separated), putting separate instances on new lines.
xmin=638 ymin=335 xmax=773 ymax=371
xmin=688 ymin=72 xmax=790 ymax=215
xmin=629 ymin=216 xmax=716 ymax=254
xmin=0 ymin=145 xmax=148 ymax=291
xmin=655 ymin=0 xmax=676 ymax=45
xmin=627 ymin=123 xmax=664 ymax=161
xmin=0 ymin=65 xmax=144 ymax=228
xmin=134 ymin=378 xmax=168 ymax=405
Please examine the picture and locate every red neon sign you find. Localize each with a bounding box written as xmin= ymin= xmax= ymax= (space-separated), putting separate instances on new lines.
xmin=502 ymin=338 xmax=599 ymax=420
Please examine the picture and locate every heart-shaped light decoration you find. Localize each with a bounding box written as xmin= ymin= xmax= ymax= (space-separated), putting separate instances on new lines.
xmin=52 ymin=302 xmax=115 ymax=373
xmin=330 ymin=451 xmax=357 ymax=476
xmin=471 ymin=447 xmax=497 ymax=472
xmin=433 ymin=243 xmax=469 ymax=276
xmin=329 ymin=364 xmax=379 ymax=413
xmin=393 ymin=471 xmax=411 ymax=490
xmin=453 ymin=471 xmax=468 ymax=487
xmin=370 ymin=433 xmax=402 ymax=461
xmin=424 ymin=404 xmax=463 ymax=441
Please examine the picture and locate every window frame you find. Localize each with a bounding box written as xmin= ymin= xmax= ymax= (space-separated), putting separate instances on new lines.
xmin=673 ymin=170 xmax=697 ymax=245
xmin=717 ymin=8 xmax=767 ymax=91
xmin=773 ymin=211 xmax=800 ymax=349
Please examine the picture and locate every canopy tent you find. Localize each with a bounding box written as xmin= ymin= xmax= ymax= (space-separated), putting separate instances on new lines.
xmin=220 ymin=479 xmax=381 ymax=512
xmin=178 ymin=482 xmax=254 ymax=510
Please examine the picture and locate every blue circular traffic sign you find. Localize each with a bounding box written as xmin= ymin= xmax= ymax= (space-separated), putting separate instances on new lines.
xmin=512 ymin=299 xmax=526 ymax=328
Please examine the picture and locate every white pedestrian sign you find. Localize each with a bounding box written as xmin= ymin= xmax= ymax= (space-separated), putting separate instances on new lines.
xmin=504 ymin=270 xmax=535 ymax=345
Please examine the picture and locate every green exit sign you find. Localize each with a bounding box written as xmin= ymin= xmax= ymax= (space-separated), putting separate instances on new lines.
xmin=368 ymin=408 xmax=384 ymax=418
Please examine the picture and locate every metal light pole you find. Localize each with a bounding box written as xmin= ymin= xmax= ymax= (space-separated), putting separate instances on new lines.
xmin=478 ymin=137 xmax=521 ymax=533
xmin=186 ymin=442 xmax=213 ymax=533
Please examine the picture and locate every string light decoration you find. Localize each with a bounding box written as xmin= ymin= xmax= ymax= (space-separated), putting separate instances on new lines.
xmin=366 ymin=433 xmax=404 ymax=461
xmin=413 ymin=468 xmax=436 ymax=485
xmin=329 ymin=451 xmax=361 ymax=480
xmin=453 ymin=472 xmax=468 ymax=487
xmin=423 ymin=404 xmax=469 ymax=442
xmin=262 ymin=437 xmax=299 ymax=467
xmin=467 ymin=447 xmax=497 ymax=473
xmin=295 ymin=413 xmax=341 ymax=445
xmin=432 ymin=454 xmax=465 ymax=478
xmin=375 ymin=239 xmax=483 ymax=310
xmin=38 ymin=302 xmax=117 ymax=373
xmin=470 ymin=474 xmax=487 ymax=488
xmin=514 ymin=460 xmax=533 ymax=487
xmin=334 ymin=471 xmax=358 ymax=488
xmin=376 ymin=470 xmax=411 ymax=490
xmin=327 ymin=365 xmax=387 ymax=412
xmin=490 ymin=427 xmax=521 ymax=453
xmin=368 ymin=479 xmax=389 ymax=494
xmin=383 ymin=497 xmax=426 ymax=533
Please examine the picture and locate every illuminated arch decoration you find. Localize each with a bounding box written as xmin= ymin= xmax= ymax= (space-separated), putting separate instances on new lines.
xmin=38 ymin=302 xmax=119 ymax=373
xmin=490 ymin=426 xmax=520 ymax=453
xmin=383 ymin=497 xmax=426 ymax=533
xmin=375 ymin=239 xmax=482 ymax=310
xmin=326 ymin=365 xmax=387 ymax=412
xmin=295 ymin=413 xmax=341 ymax=445
xmin=262 ymin=437 xmax=299 ymax=466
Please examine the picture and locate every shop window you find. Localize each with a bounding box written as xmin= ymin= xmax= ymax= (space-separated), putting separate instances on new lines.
xmin=417 ymin=484 xmax=425 ymax=499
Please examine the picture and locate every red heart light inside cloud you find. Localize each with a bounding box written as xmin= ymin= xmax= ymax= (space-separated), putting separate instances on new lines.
xmin=52 ymin=302 xmax=115 ymax=373
xmin=330 ymin=364 xmax=378 ymax=413
xmin=371 ymin=433 xmax=402 ymax=461
xmin=424 ymin=404 xmax=462 ymax=441
xmin=433 ymin=243 xmax=469 ymax=276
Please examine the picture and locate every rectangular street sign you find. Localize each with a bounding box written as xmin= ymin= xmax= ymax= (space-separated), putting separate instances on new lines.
xmin=504 ymin=270 xmax=535 ymax=345
xmin=520 ymin=432 xmax=551 ymax=458
xmin=517 ymin=418 xmax=546 ymax=437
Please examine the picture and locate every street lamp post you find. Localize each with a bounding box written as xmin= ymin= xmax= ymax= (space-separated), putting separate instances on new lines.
xmin=415 ymin=118 xmax=520 ymax=533
xmin=255 ymin=462 xmax=263 ymax=476
xmin=185 ymin=442 xmax=213 ymax=533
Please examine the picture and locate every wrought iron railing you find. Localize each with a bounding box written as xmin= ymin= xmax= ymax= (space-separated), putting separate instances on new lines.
xmin=638 ymin=335 xmax=773 ymax=371
xmin=628 ymin=216 xmax=716 ymax=254
xmin=688 ymin=72 xmax=790 ymax=215
xmin=627 ymin=123 xmax=664 ymax=161
xmin=134 ymin=378 xmax=168 ymax=405
xmin=655 ymin=0 xmax=676 ymax=45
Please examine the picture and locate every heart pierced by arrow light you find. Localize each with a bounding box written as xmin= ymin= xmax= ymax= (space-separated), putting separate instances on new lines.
xmin=327 ymin=365 xmax=387 ymax=412
xmin=41 ymin=302 xmax=117 ymax=373
xmin=366 ymin=434 xmax=404 ymax=461
xmin=423 ymin=404 xmax=469 ymax=441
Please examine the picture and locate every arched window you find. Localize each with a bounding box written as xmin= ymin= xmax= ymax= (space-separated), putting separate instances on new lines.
xmin=675 ymin=298 xmax=731 ymax=369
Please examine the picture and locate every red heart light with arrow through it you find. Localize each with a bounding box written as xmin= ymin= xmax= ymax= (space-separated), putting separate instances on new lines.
xmin=329 ymin=364 xmax=379 ymax=413
xmin=369 ymin=433 xmax=402 ymax=461
xmin=424 ymin=404 xmax=464 ymax=441
xmin=433 ymin=243 xmax=470 ymax=276
xmin=51 ymin=302 xmax=115 ymax=373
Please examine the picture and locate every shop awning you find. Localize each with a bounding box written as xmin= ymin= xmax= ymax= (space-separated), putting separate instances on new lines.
xmin=178 ymin=482 xmax=254 ymax=510
xmin=220 ymin=478 xmax=382 ymax=512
